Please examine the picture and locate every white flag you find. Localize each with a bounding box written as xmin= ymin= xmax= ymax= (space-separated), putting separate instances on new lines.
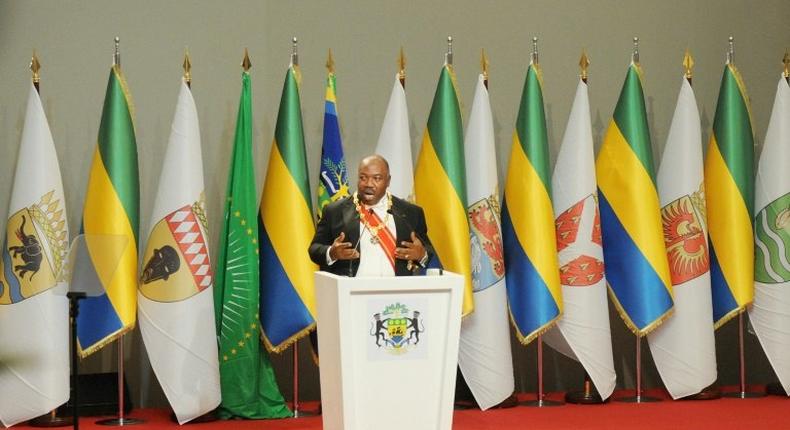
xmin=749 ymin=76 xmax=790 ymax=395
xmin=138 ymin=80 xmax=221 ymax=423
xmin=0 ymin=84 xmax=70 ymax=427
xmin=460 ymin=74 xmax=515 ymax=410
xmin=647 ymin=77 xmax=717 ymax=399
xmin=375 ymin=74 xmax=414 ymax=200
xmin=542 ymin=79 xmax=616 ymax=400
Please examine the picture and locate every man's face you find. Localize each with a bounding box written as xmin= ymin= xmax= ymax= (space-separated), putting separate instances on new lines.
xmin=357 ymin=158 xmax=391 ymax=206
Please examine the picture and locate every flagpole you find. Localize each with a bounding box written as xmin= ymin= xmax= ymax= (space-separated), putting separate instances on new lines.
xmin=96 ymin=37 xmax=143 ymax=427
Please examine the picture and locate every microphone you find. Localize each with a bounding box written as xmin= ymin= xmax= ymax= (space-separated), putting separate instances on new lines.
xmin=346 ymin=210 xmax=364 ymax=277
xmin=387 ymin=208 xmax=442 ymax=275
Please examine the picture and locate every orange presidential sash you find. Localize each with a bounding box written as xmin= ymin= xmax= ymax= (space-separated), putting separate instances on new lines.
xmin=360 ymin=209 xmax=397 ymax=269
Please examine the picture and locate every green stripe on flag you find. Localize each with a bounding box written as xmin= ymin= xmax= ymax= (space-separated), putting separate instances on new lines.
xmin=97 ymin=67 xmax=139 ymax=241
xmin=613 ymin=64 xmax=656 ymax=183
xmin=274 ymin=67 xmax=312 ymax=210
xmin=426 ymin=66 xmax=466 ymax=205
xmin=515 ymin=64 xmax=551 ymax=192
xmin=712 ymin=64 xmax=755 ymax=219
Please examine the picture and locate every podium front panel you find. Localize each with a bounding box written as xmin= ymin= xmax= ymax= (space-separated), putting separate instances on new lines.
xmin=316 ymin=271 xmax=463 ymax=430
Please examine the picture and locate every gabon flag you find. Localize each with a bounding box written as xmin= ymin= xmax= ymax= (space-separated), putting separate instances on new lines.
xmin=316 ymin=50 xmax=350 ymax=218
xmin=502 ymin=57 xmax=562 ymax=343
xmin=414 ymin=61 xmax=474 ymax=316
xmin=595 ymin=59 xmax=673 ymax=336
xmin=705 ymin=58 xmax=755 ymax=328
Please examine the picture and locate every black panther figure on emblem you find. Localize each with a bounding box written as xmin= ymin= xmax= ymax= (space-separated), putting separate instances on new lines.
xmin=8 ymin=215 xmax=43 ymax=280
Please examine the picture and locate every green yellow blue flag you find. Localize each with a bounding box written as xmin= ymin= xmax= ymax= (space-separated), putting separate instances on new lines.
xmin=705 ymin=62 xmax=755 ymax=328
xmin=77 ymin=65 xmax=139 ymax=356
xmin=414 ymin=63 xmax=473 ymax=316
xmin=259 ymin=64 xmax=318 ymax=352
xmin=317 ymin=53 xmax=349 ymax=218
xmin=595 ymin=62 xmax=673 ymax=336
xmin=502 ymin=62 xmax=562 ymax=343
xmin=214 ymin=69 xmax=290 ymax=419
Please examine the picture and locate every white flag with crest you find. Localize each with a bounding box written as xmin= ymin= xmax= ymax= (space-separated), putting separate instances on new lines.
xmin=0 ymin=83 xmax=70 ymax=427
xmin=749 ymin=76 xmax=790 ymax=395
xmin=543 ymin=78 xmax=616 ymax=400
xmin=138 ymin=80 xmax=221 ymax=423
xmin=375 ymin=74 xmax=414 ymax=200
xmin=460 ymin=74 xmax=515 ymax=410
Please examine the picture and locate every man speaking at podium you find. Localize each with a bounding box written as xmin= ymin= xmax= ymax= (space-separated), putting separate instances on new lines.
xmin=309 ymin=155 xmax=432 ymax=277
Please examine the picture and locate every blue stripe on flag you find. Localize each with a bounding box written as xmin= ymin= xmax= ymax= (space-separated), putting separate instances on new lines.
xmin=709 ymin=244 xmax=738 ymax=323
xmin=76 ymin=293 xmax=123 ymax=348
xmin=259 ymin=219 xmax=314 ymax=347
xmin=598 ymin=191 xmax=672 ymax=330
xmin=501 ymin=199 xmax=559 ymax=337
xmin=324 ymin=100 xmax=337 ymax=116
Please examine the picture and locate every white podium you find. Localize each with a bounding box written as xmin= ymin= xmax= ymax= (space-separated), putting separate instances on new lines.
xmin=315 ymin=270 xmax=463 ymax=430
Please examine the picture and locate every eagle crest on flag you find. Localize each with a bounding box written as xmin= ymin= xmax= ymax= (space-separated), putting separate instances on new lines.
xmin=755 ymin=192 xmax=790 ymax=284
xmin=555 ymin=195 xmax=605 ymax=287
xmin=661 ymin=184 xmax=709 ymax=285
xmin=0 ymin=190 xmax=67 ymax=305
xmin=469 ymin=193 xmax=505 ymax=292
xmin=140 ymin=196 xmax=212 ymax=302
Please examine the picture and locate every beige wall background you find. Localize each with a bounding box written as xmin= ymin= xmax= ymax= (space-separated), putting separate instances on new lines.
xmin=1 ymin=0 xmax=788 ymax=408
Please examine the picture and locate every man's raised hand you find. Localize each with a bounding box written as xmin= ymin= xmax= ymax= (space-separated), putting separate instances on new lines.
xmin=329 ymin=232 xmax=360 ymax=260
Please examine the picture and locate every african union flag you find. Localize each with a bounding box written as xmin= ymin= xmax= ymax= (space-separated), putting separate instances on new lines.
xmin=705 ymin=61 xmax=755 ymax=328
xmin=502 ymin=60 xmax=562 ymax=344
xmin=77 ymin=65 xmax=139 ymax=355
xmin=595 ymin=61 xmax=673 ymax=336
xmin=316 ymin=51 xmax=349 ymax=218
xmin=259 ymin=63 xmax=318 ymax=352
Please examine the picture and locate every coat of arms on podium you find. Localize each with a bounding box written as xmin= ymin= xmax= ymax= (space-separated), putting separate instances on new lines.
xmin=369 ymin=302 xmax=424 ymax=356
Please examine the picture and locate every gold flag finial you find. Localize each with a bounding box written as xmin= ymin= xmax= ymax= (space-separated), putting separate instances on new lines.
xmin=579 ymin=50 xmax=590 ymax=83
xmin=726 ymin=36 xmax=734 ymax=64
xmin=632 ymin=36 xmax=640 ymax=64
xmin=398 ymin=47 xmax=406 ymax=86
xmin=531 ymin=36 xmax=539 ymax=65
xmin=30 ymin=51 xmax=41 ymax=86
xmin=445 ymin=36 xmax=453 ymax=66
xmin=782 ymin=49 xmax=789 ymax=79
xmin=113 ymin=36 xmax=121 ymax=67
xmin=481 ymin=49 xmax=489 ymax=87
xmin=183 ymin=49 xmax=192 ymax=86
xmin=241 ymin=48 xmax=251 ymax=72
xmin=291 ymin=36 xmax=299 ymax=67
xmin=683 ymin=49 xmax=694 ymax=81
xmin=326 ymin=48 xmax=335 ymax=74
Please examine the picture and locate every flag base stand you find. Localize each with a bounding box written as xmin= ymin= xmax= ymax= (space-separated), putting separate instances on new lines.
xmin=765 ymin=382 xmax=787 ymax=396
xmin=565 ymin=375 xmax=605 ymax=404
xmin=28 ymin=410 xmax=73 ymax=427
xmin=520 ymin=335 xmax=564 ymax=408
xmin=95 ymin=337 xmax=145 ymax=426
xmin=721 ymin=314 xmax=765 ymax=400
xmin=680 ymin=386 xmax=721 ymax=400
xmin=616 ymin=335 xmax=661 ymax=403
xmin=95 ymin=417 xmax=145 ymax=426
xmin=521 ymin=399 xmax=564 ymax=407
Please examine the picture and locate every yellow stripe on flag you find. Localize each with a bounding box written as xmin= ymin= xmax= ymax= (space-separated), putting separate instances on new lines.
xmin=705 ymin=139 xmax=754 ymax=307
xmin=415 ymin=132 xmax=473 ymax=315
xmin=82 ymin=147 xmax=138 ymax=328
xmin=261 ymin=144 xmax=318 ymax=316
xmin=596 ymin=122 xmax=672 ymax=291
xmin=503 ymin=134 xmax=562 ymax=307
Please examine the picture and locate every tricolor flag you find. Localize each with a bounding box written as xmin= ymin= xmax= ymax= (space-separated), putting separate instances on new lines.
xmin=214 ymin=67 xmax=290 ymax=418
xmin=595 ymin=62 xmax=673 ymax=336
xmin=748 ymin=75 xmax=790 ymax=394
xmin=414 ymin=62 xmax=473 ymax=316
xmin=647 ymin=73 xmax=717 ymax=399
xmin=705 ymin=61 xmax=755 ymax=328
xmin=138 ymin=78 xmax=221 ymax=423
xmin=375 ymin=73 xmax=414 ymax=200
xmin=77 ymin=65 xmax=140 ymax=355
xmin=0 ymin=83 xmax=69 ymax=427
xmin=316 ymin=52 xmax=350 ymax=218
xmin=460 ymin=72 xmax=515 ymax=410
xmin=259 ymin=63 xmax=318 ymax=352
xmin=542 ymin=76 xmax=616 ymax=400
xmin=502 ymin=60 xmax=562 ymax=343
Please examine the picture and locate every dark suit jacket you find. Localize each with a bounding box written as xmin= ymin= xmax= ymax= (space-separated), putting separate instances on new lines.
xmin=308 ymin=195 xmax=433 ymax=276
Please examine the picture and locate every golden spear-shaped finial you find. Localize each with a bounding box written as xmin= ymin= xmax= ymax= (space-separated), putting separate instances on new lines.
xmin=113 ymin=36 xmax=121 ymax=67
xmin=632 ymin=36 xmax=640 ymax=64
xmin=30 ymin=51 xmax=41 ymax=92
xmin=531 ymin=37 xmax=539 ymax=65
xmin=579 ymin=50 xmax=590 ymax=83
xmin=782 ymin=50 xmax=789 ymax=81
xmin=481 ymin=49 xmax=489 ymax=88
xmin=445 ymin=36 xmax=453 ymax=66
xmin=291 ymin=37 xmax=299 ymax=67
xmin=326 ymin=48 xmax=335 ymax=74
xmin=241 ymin=48 xmax=251 ymax=72
xmin=398 ymin=47 xmax=406 ymax=88
xmin=183 ymin=49 xmax=192 ymax=87
xmin=726 ymin=36 xmax=734 ymax=65
xmin=683 ymin=49 xmax=694 ymax=83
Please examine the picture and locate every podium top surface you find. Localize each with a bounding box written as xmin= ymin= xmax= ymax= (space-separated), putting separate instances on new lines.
xmin=314 ymin=270 xmax=463 ymax=294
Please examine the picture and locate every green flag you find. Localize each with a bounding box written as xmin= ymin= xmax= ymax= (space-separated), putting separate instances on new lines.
xmin=214 ymin=70 xmax=291 ymax=419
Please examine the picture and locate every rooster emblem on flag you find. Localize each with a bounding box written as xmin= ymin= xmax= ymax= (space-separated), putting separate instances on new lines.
xmin=661 ymin=186 xmax=709 ymax=285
